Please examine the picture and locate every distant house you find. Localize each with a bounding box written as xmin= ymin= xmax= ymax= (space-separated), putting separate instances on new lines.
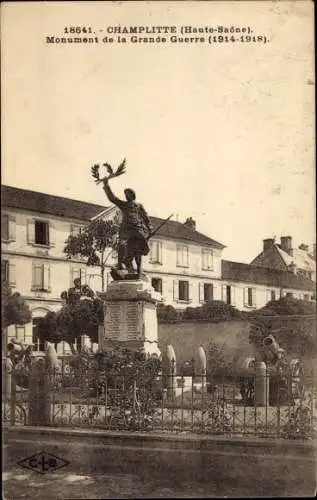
xmin=221 ymin=260 xmax=316 ymax=311
xmin=250 ymin=236 xmax=316 ymax=282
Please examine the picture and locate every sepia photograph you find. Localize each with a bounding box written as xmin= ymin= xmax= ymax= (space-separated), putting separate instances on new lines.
xmin=1 ymin=0 xmax=316 ymax=498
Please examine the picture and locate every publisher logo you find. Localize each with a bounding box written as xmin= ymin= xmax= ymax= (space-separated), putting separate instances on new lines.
xmin=17 ymin=452 xmax=69 ymax=474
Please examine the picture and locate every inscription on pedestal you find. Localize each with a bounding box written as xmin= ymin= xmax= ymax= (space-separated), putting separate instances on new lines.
xmin=126 ymin=302 xmax=142 ymax=340
xmin=105 ymin=301 xmax=142 ymax=342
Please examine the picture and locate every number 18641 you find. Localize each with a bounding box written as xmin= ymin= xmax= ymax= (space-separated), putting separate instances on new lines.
xmin=64 ymin=27 xmax=93 ymax=34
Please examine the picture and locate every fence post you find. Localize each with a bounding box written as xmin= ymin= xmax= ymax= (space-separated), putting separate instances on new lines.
xmin=3 ymin=357 xmax=12 ymax=397
xmin=254 ymin=361 xmax=269 ymax=407
xmin=166 ymin=344 xmax=177 ymax=400
xmin=198 ymin=346 xmax=207 ymax=393
xmin=28 ymin=356 xmax=51 ymax=426
xmin=10 ymin=366 xmax=17 ymax=426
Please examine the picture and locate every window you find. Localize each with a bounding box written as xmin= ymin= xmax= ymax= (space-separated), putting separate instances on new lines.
xmin=2 ymin=259 xmax=16 ymax=286
xmin=1 ymin=214 xmax=16 ymax=241
xmin=151 ymin=277 xmax=162 ymax=293
xmin=304 ymin=294 xmax=310 ymax=301
xmin=35 ymin=220 xmax=49 ymax=245
xmin=244 ymin=287 xmax=256 ymax=307
xmin=32 ymin=263 xmax=51 ymax=291
xmin=271 ymin=290 xmax=276 ymax=301
xmin=32 ymin=318 xmax=45 ymax=351
xmin=286 ymin=292 xmax=293 ymax=298
xmin=222 ymin=285 xmax=235 ymax=305
xmin=199 ymin=282 xmax=213 ymax=303
xmin=15 ymin=325 xmax=26 ymax=343
xmin=179 ymin=280 xmax=189 ymax=301
xmin=226 ymin=286 xmax=231 ymax=305
xmin=149 ymin=240 xmax=162 ymax=264
xmin=176 ymin=244 xmax=189 ymax=267
xmin=204 ymin=283 xmax=213 ymax=302
xmin=202 ymin=248 xmax=214 ymax=270
xmin=2 ymin=259 xmax=9 ymax=282
xmin=2 ymin=215 xmax=9 ymax=240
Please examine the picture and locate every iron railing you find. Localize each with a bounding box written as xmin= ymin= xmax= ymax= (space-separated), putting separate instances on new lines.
xmin=3 ymin=362 xmax=316 ymax=439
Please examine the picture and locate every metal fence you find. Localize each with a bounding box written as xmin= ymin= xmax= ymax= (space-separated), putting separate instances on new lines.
xmin=3 ymin=360 xmax=316 ymax=439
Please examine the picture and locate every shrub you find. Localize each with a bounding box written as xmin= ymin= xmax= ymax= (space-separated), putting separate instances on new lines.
xmin=183 ymin=301 xmax=246 ymax=322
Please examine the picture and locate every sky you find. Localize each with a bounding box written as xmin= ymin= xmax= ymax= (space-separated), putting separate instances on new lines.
xmin=2 ymin=1 xmax=315 ymax=262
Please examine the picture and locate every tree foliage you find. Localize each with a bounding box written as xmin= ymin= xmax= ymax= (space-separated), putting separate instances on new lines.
xmin=38 ymin=283 xmax=104 ymax=352
xmin=2 ymin=283 xmax=32 ymax=328
xmin=252 ymin=296 xmax=316 ymax=317
xmin=64 ymin=217 xmax=120 ymax=290
xmin=249 ymin=297 xmax=317 ymax=360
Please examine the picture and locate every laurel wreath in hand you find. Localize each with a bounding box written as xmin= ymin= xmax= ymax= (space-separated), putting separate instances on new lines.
xmin=91 ymin=159 xmax=126 ymax=184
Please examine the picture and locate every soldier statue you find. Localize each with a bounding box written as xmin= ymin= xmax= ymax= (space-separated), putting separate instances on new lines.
xmin=91 ymin=159 xmax=172 ymax=280
xmin=102 ymin=178 xmax=153 ymax=277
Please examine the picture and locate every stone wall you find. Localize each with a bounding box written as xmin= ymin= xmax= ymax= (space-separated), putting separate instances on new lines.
xmin=158 ymin=320 xmax=251 ymax=365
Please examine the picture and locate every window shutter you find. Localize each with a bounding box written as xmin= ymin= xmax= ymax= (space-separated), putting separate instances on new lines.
xmin=252 ymin=288 xmax=257 ymax=306
xmin=243 ymin=288 xmax=248 ymax=306
xmin=210 ymin=250 xmax=214 ymax=270
xmin=27 ymin=220 xmax=35 ymax=244
xmin=266 ymin=290 xmax=271 ymax=302
xmin=188 ymin=282 xmax=193 ymax=302
xmin=199 ymin=282 xmax=205 ymax=303
xmin=173 ymin=280 xmax=179 ymax=300
xmin=9 ymin=263 xmax=16 ymax=286
xmin=49 ymin=222 xmax=55 ymax=247
xmin=8 ymin=215 xmax=16 ymax=241
xmin=43 ymin=264 xmax=50 ymax=290
xmin=32 ymin=263 xmax=42 ymax=288
xmin=221 ymin=284 xmax=227 ymax=301
xmin=176 ymin=245 xmax=181 ymax=266
xmin=159 ymin=241 xmax=163 ymax=263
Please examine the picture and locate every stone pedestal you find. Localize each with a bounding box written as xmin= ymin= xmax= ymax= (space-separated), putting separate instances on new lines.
xmin=98 ymin=278 xmax=162 ymax=357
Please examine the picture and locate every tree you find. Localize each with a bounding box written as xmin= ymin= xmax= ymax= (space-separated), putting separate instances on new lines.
xmin=64 ymin=217 xmax=119 ymax=291
xmin=2 ymin=283 xmax=32 ymax=329
xmin=38 ymin=282 xmax=104 ymax=353
xmin=249 ymin=297 xmax=317 ymax=360
xmin=252 ymin=296 xmax=316 ymax=316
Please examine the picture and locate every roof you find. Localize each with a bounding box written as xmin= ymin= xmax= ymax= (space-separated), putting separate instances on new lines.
xmin=222 ymin=260 xmax=316 ymax=292
xmin=2 ymin=185 xmax=106 ymax=221
xmin=149 ymin=216 xmax=225 ymax=249
xmin=1 ymin=185 xmax=225 ymax=248
xmin=276 ymin=245 xmax=316 ymax=271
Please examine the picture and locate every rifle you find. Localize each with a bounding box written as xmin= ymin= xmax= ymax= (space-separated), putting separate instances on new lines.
xmin=147 ymin=214 xmax=174 ymax=241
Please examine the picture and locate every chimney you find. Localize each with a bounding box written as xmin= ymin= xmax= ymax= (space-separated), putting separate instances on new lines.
xmin=263 ymin=238 xmax=275 ymax=252
xmin=280 ymin=236 xmax=292 ymax=254
xmin=184 ymin=217 xmax=196 ymax=230
xmin=299 ymin=243 xmax=309 ymax=252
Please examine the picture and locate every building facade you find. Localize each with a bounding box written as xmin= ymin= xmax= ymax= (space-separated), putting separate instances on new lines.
xmin=2 ymin=185 xmax=315 ymax=352
xmin=251 ymin=236 xmax=316 ymax=282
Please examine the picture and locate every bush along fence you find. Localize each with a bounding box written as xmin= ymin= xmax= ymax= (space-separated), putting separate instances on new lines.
xmin=2 ymin=345 xmax=316 ymax=440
